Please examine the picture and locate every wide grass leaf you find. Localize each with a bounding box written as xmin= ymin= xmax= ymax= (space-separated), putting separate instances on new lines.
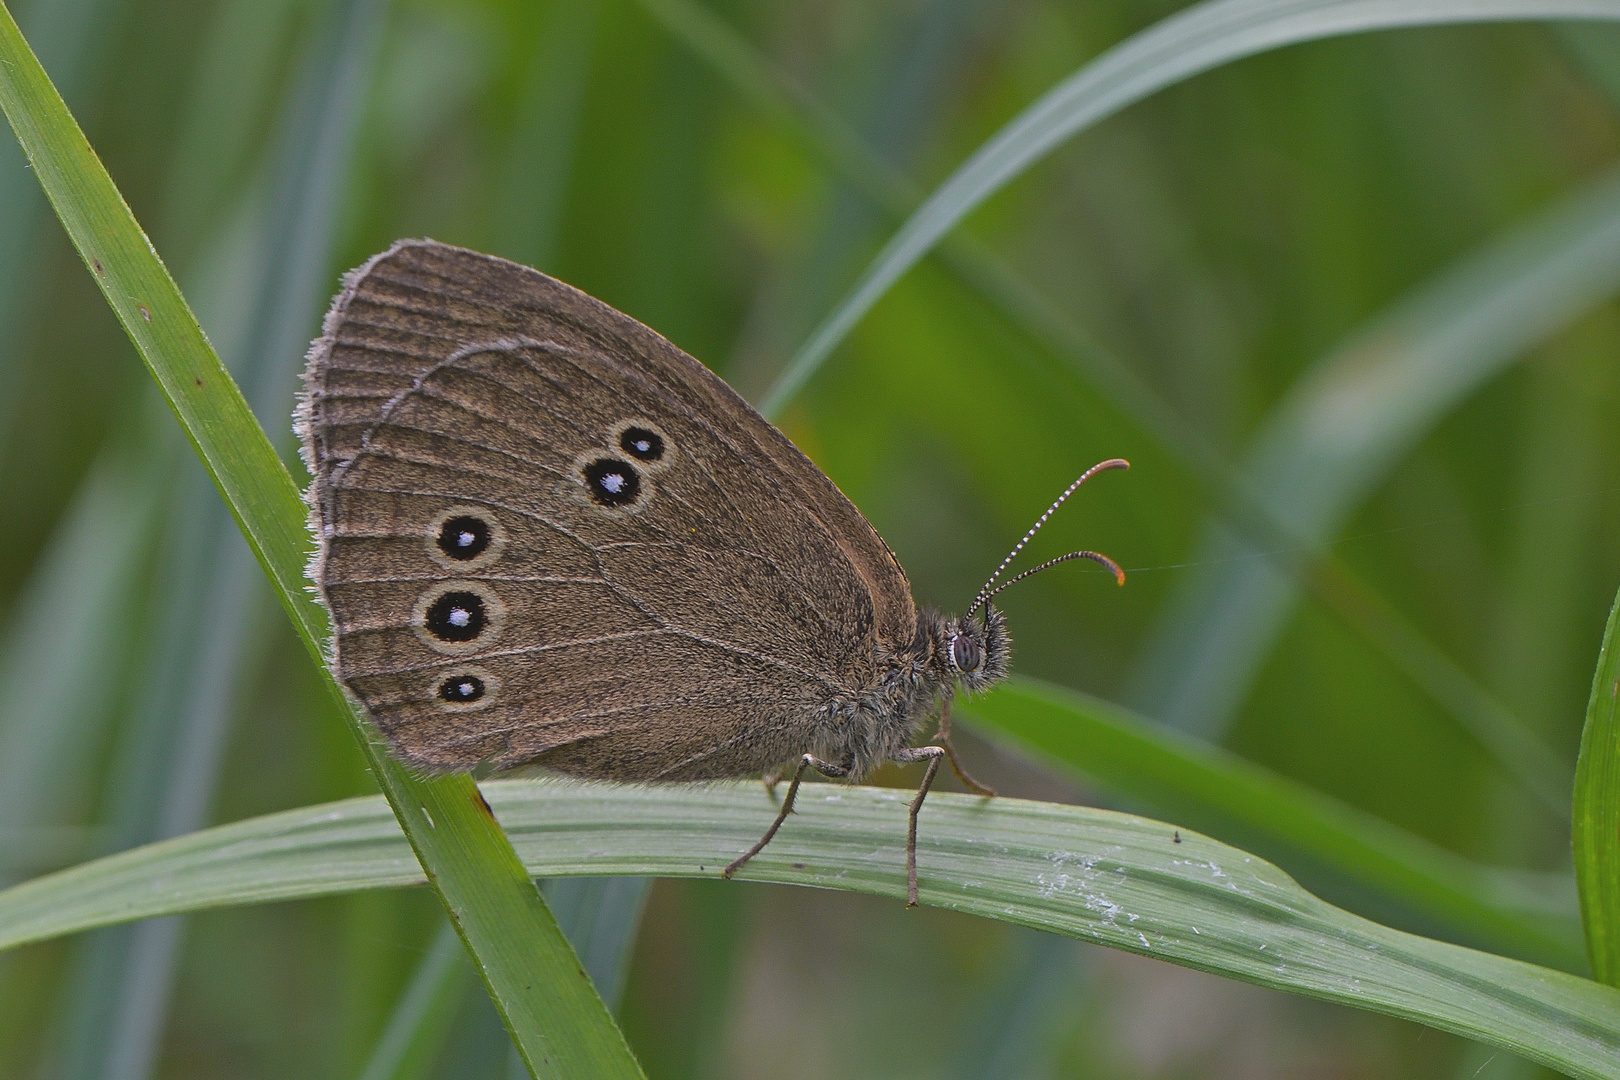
xmin=966 ymin=677 xmax=1583 ymax=970
xmin=1 ymin=779 xmax=1618 ymax=1080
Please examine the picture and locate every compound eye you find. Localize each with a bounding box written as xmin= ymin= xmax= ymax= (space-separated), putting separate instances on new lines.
xmin=951 ymin=633 xmax=982 ymax=674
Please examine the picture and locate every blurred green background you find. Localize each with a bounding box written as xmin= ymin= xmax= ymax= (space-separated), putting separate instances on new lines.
xmin=1 ymin=0 xmax=1618 ymax=1077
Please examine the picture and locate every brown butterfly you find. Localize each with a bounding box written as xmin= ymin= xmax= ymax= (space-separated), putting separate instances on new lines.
xmin=298 ymin=239 xmax=1125 ymax=905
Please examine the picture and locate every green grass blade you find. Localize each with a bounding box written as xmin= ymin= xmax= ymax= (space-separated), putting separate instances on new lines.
xmin=0 ymin=8 xmax=641 ymax=1077
xmin=967 ymin=678 xmax=1584 ymax=970
xmin=761 ymin=0 xmax=1620 ymax=416
xmin=2 ymin=779 xmax=1618 ymax=1079
xmin=1575 ymin=585 xmax=1620 ymax=983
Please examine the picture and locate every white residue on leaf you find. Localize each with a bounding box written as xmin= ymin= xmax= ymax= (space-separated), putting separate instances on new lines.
xmin=1034 ymin=848 xmax=1134 ymax=928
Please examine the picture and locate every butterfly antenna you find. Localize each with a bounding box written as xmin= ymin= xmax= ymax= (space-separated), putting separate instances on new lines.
xmin=967 ymin=458 xmax=1129 ymax=620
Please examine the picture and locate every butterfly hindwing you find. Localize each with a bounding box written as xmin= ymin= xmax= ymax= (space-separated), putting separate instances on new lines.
xmin=300 ymin=239 xmax=918 ymax=777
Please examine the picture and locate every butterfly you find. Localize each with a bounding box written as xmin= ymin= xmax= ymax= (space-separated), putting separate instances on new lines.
xmin=298 ymin=239 xmax=1125 ymax=904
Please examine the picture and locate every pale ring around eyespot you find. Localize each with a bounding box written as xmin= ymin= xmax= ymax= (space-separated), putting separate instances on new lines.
xmin=411 ymin=580 xmax=507 ymax=656
xmin=608 ymin=417 xmax=676 ymax=474
xmin=424 ymin=504 xmax=508 ymax=571
xmin=433 ymin=665 xmax=500 ymax=713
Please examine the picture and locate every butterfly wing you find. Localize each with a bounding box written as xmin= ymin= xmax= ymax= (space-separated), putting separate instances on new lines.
xmin=300 ymin=239 xmax=918 ymax=778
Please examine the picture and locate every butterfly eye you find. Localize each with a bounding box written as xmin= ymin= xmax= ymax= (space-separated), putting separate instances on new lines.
xmin=608 ymin=419 xmax=674 ymax=473
xmin=582 ymin=457 xmax=643 ymax=507
xmin=950 ymin=633 xmax=983 ymax=674
xmin=619 ymin=426 xmax=665 ymax=462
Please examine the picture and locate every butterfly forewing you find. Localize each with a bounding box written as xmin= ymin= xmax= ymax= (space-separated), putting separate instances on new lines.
xmin=301 ymin=240 xmax=917 ymax=776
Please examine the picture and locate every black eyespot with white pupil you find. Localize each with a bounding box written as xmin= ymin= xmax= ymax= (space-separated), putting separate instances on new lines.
xmin=435 ymin=515 xmax=491 ymax=561
xmin=951 ymin=634 xmax=982 ymax=674
xmin=425 ymin=591 xmax=487 ymax=643
xmin=439 ymin=674 xmax=485 ymax=703
xmin=583 ymin=457 xmax=641 ymax=506
xmin=619 ymin=426 xmax=665 ymax=462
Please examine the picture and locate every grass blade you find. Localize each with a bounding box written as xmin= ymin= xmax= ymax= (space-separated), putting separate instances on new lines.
xmin=761 ymin=0 xmax=1620 ymax=416
xmin=1575 ymin=585 xmax=1620 ymax=983
xmin=2 ymin=779 xmax=1619 ymax=1080
xmin=0 ymin=8 xmax=641 ymax=1077
xmin=966 ymin=678 xmax=1583 ymax=970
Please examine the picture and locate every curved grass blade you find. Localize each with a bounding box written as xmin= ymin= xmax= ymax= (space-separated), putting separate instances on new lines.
xmin=635 ymin=0 xmax=1581 ymax=937
xmin=965 ymin=677 xmax=1583 ymax=970
xmin=1575 ymin=585 xmax=1620 ymax=984
xmin=761 ymin=0 xmax=1620 ymax=416
xmin=2 ymin=779 xmax=1619 ymax=1080
xmin=0 ymin=9 xmax=641 ymax=1077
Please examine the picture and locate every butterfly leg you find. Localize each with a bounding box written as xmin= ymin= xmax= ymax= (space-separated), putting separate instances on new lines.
xmin=724 ymin=754 xmax=848 ymax=880
xmin=890 ymin=745 xmax=946 ymax=906
xmin=934 ymin=701 xmax=996 ymax=797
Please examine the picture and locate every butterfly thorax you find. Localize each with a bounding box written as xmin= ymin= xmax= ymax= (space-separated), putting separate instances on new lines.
xmin=807 ymin=605 xmax=1009 ymax=781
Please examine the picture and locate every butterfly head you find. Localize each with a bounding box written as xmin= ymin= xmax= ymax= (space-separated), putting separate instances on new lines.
xmin=941 ymin=605 xmax=1010 ymax=694
xmin=935 ymin=458 xmax=1128 ymax=698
